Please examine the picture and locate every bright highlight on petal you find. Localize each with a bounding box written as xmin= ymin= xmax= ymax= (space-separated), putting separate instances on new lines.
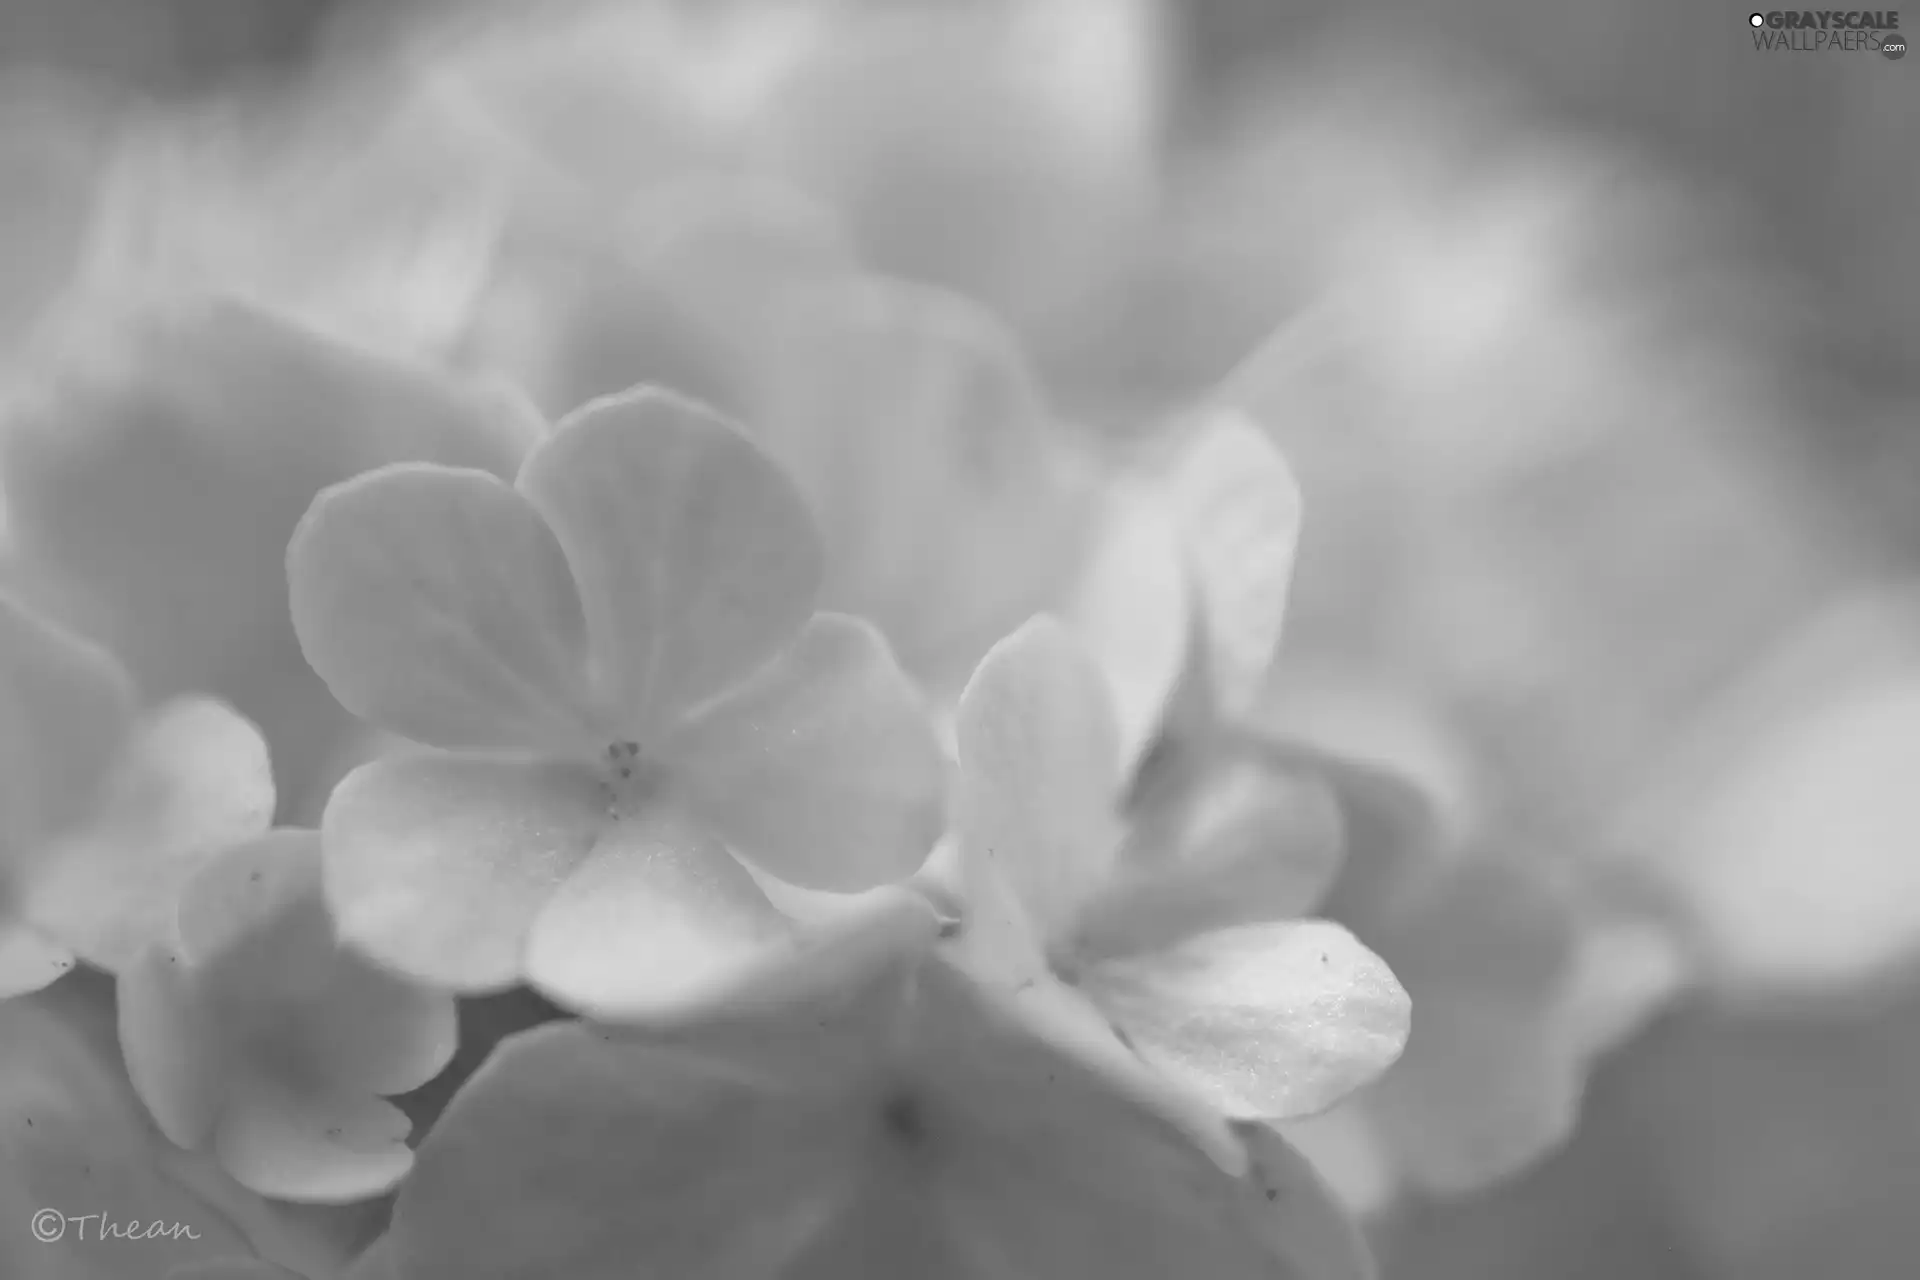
xmin=288 ymin=464 xmax=596 ymax=754
xmin=1081 ymin=919 xmax=1410 ymax=1121
xmin=516 ymin=387 xmax=823 ymax=736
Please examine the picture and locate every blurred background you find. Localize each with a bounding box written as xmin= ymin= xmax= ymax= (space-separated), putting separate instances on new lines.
xmin=1 ymin=2 xmax=1916 ymax=1278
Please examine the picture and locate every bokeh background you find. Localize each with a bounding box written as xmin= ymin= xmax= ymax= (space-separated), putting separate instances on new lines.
xmin=2 ymin=2 xmax=1917 ymax=1278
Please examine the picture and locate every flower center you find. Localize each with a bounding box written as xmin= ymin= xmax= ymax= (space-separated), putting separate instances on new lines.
xmin=600 ymin=741 xmax=665 ymax=817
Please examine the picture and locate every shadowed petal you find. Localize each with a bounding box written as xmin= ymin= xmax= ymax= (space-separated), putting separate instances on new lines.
xmin=322 ymin=754 xmax=604 ymax=992
xmin=21 ymin=697 xmax=274 ymax=972
xmin=0 ymin=918 xmax=74 ymax=997
xmin=1083 ymin=920 xmax=1410 ymax=1121
xmin=119 ymin=943 xmax=229 ymax=1151
xmin=523 ymin=804 xmax=793 ymax=1020
xmin=665 ymin=614 xmax=945 ymax=892
xmin=288 ymin=464 xmax=596 ymax=754
xmin=212 ymin=1075 xmax=414 ymax=1204
xmin=0 ymin=590 xmax=136 ymax=850
xmin=516 ymin=388 xmax=823 ymax=737
xmin=1235 ymin=1122 xmax=1379 ymax=1280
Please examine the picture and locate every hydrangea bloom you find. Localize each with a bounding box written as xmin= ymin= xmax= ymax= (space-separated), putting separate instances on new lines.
xmin=361 ymin=891 xmax=1375 ymax=1280
xmin=119 ymin=829 xmax=458 ymax=1204
xmin=0 ymin=590 xmax=273 ymax=995
xmin=288 ymin=385 xmax=946 ymax=1017
xmin=949 ymin=616 xmax=1410 ymax=1134
xmin=2 ymin=975 xmax=365 ymax=1280
xmin=1 ymin=297 xmax=542 ymax=823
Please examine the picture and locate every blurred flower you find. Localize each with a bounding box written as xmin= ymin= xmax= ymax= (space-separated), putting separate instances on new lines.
xmin=948 ymin=616 xmax=1409 ymax=1137
xmin=289 ymin=387 xmax=946 ymax=1017
xmin=0 ymin=590 xmax=272 ymax=996
xmin=118 ymin=829 xmax=456 ymax=1204
xmin=1 ymin=973 xmax=367 ymax=1280
xmin=1 ymin=296 xmax=544 ymax=823
xmin=367 ymin=891 xmax=1375 ymax=1280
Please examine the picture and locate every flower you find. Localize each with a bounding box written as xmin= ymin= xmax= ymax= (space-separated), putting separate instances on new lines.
xmin=0 ymin=590 xmax=274 ymax=996
xmin=1 ymin=974 xmax=362 ymax=1280
xmin=288 ymin=385 xmax=947 ymax=1018
xmin=1 ymin=296 xmax=543 ymax=823
xmin=365 ymin=892 xmax=1375 ymax=1280
xmin=946 ymin=616 xmax=1411 ymax=1133
xmin=118 ymin=829 xmax=458 ymax=1204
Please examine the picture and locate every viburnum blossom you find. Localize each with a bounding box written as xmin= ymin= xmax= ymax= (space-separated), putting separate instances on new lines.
xmin=948 ymin=616 xmax=1410 ymax=1134
xmin=288 ymin=385 xmax=947 ymax=1017
xmin=359 ymin=891 xmax=1375 ymax=1280
xmin=0 ymin=296 xmax=543 ymax=823
xmin=0 ymin=591 xmax=273 ymax=995
xmin=119 ymin=829 xmax=458 ymax=1204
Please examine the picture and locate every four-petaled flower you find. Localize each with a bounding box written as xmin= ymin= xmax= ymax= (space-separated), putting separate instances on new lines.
xmin=947 ymin=616 xmax=1411 ymax=1141
xmin=120 ymin=829 xmax=458 ymax=1204
xmin=288 ymin=385 xmax=948 ymax=1018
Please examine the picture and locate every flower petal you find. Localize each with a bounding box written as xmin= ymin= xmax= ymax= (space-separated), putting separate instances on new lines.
xmin=166 ymin=1260 xmax=310 ymax=1280
xmin=0 ymin=917 xmax=75 ymax=997
xmin=19 ymin=696 xmax=274 ymax=972
xmin=1157 ymin=408 xmax=1302 ymax=715
xmin=1235 ymin=1122 xmax=1379 ymax=1280
xmin=212 ymin=1075 xmax=414 ymax=1204
xmin=523 ymin=803 xmax=793 ymax=1020
xmin=515 ymin=387 xmax=824 ymax=736
xmin=321 ymin=754 xmax=601 ymax=991
xmin=119 ymin=943 xmax=229 ymax=1151
xmin=665 ymin=613 xmax=945 ymax=892
xmin=1083 ymin=920 xmax=1410 ymax=1120
xmin=287 ymin=464 xmax=595 ymax=754
xmin=0 ymin=589 xmax=136 ymax=851
xmin=955 ymin=617 xmax=1125 ymax=951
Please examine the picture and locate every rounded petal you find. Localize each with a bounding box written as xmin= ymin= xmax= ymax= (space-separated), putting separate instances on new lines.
xmin=954 ymin=617 xmax=1125 ymax=950
xmin=322 ymin=754 xmax=602 ymax=992
xmin=0 ymin=589 xmax=136 ymax=850
xmin=212 ymin=1076 xmax=414 ymax=1204
xmin=665 ymin=614 xmax=945 ymax=892
xmin=0 ymin=917 xmax=75 ymax=998
xmin=20 ymin=696 xmax=275 ymax=972
xmin=1083 ymin=920 xmax=1411 ymax=1121
xmin=1157 ymin=408 xmax=1302 ymax=715
xmin=119 ymin=943 xmax=229 ymax=1151
xmin=515 ymin=387 xmax=824 ymax=736
xmin=522 ymin=804 xmax=793 ymax=1020
xmin=287 ymin=464 xmax=596 ymax=754
xmin=1235 ymin=1123 xmax=1378 ymax=1280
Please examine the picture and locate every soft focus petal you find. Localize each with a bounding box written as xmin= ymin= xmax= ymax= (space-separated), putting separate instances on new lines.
xmin=287 ymin=465 xmax=595 ymax=754
xmin=212 ymin=1076 xmax=414 ymax=1204
xmin=166 ymin=1260 xmax=310 ymax=1280
xmin=665 ymin=614 xmax=945 ymax=892
xmin=0 ymin=589 xmax=136 ymax=850
xmin=2 ymin=297 xmax=543 ymax=817
xmin=322 ymin=754 xmax=603 ymax=991
xmin=119 ymin=944 xmax=228 ymax=1151
xmin=1083 ymin=762 xmax=1346 ymax=959
xmin=1235 ymin=1122 xmax=1379 ymax=1280
xmin=0 ymin=918 xmax=74 ymax=997
xmin=1157 ymin=408 xmax=1302 ymax=714
xmin=955 ymin=617 xmax=1125 ymax=949
xmin=20 ymin=696 xmax=274 ymax=971
xmin=523 ymin=803 xmax=792 ymax=1020
xmin=1083 ymin=920 xmax=1410 ymax=1120
xmin=516 ymin=387 xmax=823 ymax=736
xmin=743 ymin=277 xmax=1091 ymax=693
